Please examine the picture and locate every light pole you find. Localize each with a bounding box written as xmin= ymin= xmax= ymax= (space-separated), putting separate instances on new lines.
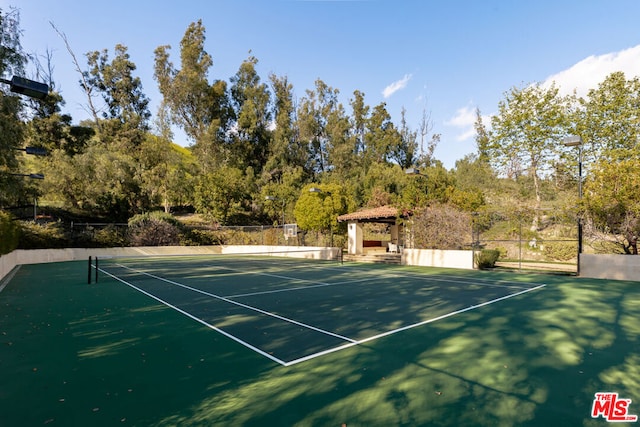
xmin=8 ymin=173 xmax=45 ymax=180
xmin=13 ymin=146 xmax=48 ymax=156
xmin=563 ymin=135 xmax=583 ymax=275
xmin=405 ymin=167 xmax=425 ymax=176
xmin=0 ymin=76 xmax=49 ymax=100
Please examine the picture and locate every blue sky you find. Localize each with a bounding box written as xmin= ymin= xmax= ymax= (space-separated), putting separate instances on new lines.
xmin=6 ymin=0 xmax=640 ymax=168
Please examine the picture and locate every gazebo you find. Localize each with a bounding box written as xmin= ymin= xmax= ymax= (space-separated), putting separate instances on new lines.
xmin=337 ymin=205 xmax=410 ymax=255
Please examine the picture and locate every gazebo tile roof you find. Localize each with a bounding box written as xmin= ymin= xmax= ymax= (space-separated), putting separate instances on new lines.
xmin=337 ymin=205 xmax=402 ymax=222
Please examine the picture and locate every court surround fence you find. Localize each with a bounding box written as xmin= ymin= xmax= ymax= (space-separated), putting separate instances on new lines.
xmin=473 ymin=209 xmax=579 ymax=273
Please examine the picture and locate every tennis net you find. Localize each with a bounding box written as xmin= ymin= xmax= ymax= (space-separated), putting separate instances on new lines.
xmin=88 ymin=247 xmax=342 ymax=284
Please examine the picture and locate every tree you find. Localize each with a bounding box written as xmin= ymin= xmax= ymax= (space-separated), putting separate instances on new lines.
xmin=349 ymin=90 xmax=369 ymax=157
xmin=138 ymin=134 xmax=196 ymax=213
xmin=85 ymin=44 xmax=151 ymax=149
xmin=228 ymin=54 xmax=272 ymax=172
xmin=362 ymin=102 xmax=401 ymax=169
xmin=412 ymin=203 xmax=472 ymax=250
xmin=193 ymin=165 xmax=251 ymax=224
xmin=474 ymin=107 xmax=491 ymax=164
xmin=577 ymin=71 xmax=640 ymax=164
xmin=154 ymin=20 xmax=229 ymax=169
xmin=264 ymin=74 xmax=305 ymax=176
xmin=0 ymin=7 xmax=36 ymax=208
xmin=297 ymin=79 xmax=341 ymax=176
xmin=489 ymin=83 xmax=570 ymax=229
xmin=583 ymin=157 xmax=640 ymax=254
xmin=390 ymin=107 xmax=418 ymax=169
xmin=45 ymin=143 xmax=139 ymax=220
xmin=293 ymin=183 xmax=348 ymax=234
xmin=29 ymin=48 xmax=93 ymax=156
xmin=416 ymin=108 xmax=440 ymax=167
xmin=261 ymin=166 xmax=305 ymax=226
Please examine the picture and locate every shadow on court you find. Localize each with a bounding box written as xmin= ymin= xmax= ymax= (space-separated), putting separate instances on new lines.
xmin=1 ymin=260 xmax=639 ymax=426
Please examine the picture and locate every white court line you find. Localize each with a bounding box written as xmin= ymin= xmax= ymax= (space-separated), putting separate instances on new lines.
xmin=282 ymin=284 xmax=547 ymax=366
xmin=326 ymin=264 xmax=541 ymax=290
xmin=113 ymin=264 xmax=357 ymax=344
xmin=100 ymin=263 xmax=546 ymax=366
xmin=98 ymin=267 xmax=289 ymax=366
xmin=224 ymin=277 xmax=372 ymax=299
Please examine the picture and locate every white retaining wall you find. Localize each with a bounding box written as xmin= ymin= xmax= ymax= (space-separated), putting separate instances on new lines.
xmin=402 ymin=248 xmax=474 ymax=269
xmin=0 ymin=245 xmax=339 ymax=284
xmin=580 ymin=254 xmax=640 ymax=281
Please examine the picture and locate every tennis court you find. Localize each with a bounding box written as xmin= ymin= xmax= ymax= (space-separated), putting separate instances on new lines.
xmin=2 ymin=254 xmax=639 ymax=426
xmin=95 ymin=255 xmax=545 ymax=366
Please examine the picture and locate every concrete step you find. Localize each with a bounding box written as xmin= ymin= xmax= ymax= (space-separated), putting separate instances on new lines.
xmin=343 ymin=254 xmax=402 ymax=265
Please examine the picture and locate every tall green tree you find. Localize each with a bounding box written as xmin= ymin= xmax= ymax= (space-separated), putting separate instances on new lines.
xmin=577 ymin=71 xmax=640 ymax=163
xmin=194 ymin=165 xmax=252 ymax=224
xmin=489 ymin=83 xmax=570 ymax=229
xmin=138 ymin=134 xmax=196 ymax=213
xmin=584 ymin=157 xmax=640 ymax=254
xmin=228 ymin=54 xmax=271 ymax=172
xmin=297 ymin=79 xmax=341 ymax=176
xmin=349 ymin=90 xmax=369 ymax=157
xmin=0 ymin=7 xmax=37 ymax=208
xmin=293 ymin=183 xmax=348 ymax=235
xmin=85 ymin=44 xmax=151 ymax=150
xmin=154 ymin=20 xmax=229 ymax=169
xmin=362 ymin=102 xmax=401 ymax=169
xmin=391 ymin=107 xmax=418 ymax=169
xmin=264 ymin=74 xmax=306 ymax=177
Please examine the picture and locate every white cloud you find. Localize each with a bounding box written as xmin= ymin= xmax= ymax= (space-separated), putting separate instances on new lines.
xmin=445 ymin=103 xmax=482 ymax=142
xmin=382 ymin=74 xmax=412 ymax=98
xmin=543 ymin=44 xmax=640 ymax=97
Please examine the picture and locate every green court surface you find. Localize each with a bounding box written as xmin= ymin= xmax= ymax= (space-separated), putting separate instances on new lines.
xmin=1 ymin=256 xmax=639 ymax=426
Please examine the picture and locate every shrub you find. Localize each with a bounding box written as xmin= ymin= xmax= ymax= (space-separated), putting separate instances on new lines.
xmin=476 ymin=249 xmax=500 ymax=269
xmin=94 ymin=225 xmax=129 ymax=247
xmin=543 ymin=242 xmax=576 ymax=261
xmin=412 ymin=203 xmax=472 ymax=250
xmin=0 ymin=211 xmax=20 ymax=254
xmin=18 ymin=222 xmax=69 ymax=249
xmin=181 ymin=228 xmax=226 ymax=246
xmin=128 ymin=212 xmax=182 ymax=246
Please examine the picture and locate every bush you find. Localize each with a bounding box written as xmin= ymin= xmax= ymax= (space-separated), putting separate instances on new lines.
xmin=477 ymin=249 xmax=500 ymax=269
xmin=0 ymin=211 xmax=20 ymax=254
xmin=181 ymin=228 xmax=226 ymax=246
xmin=18 ymin=222 xmax=70 ymax=249
xmin=543 ymin=242 xmax=576 ymax=261
xmin=128 ymin=212 xmax=183 ymax=246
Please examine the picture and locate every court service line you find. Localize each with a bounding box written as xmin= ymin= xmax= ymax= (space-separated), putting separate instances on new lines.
xmin=114 ymin=264 xmax=358 ymax=344
xmin=224 ymin=277 xmax=372 ymax=299
xmin=98 ymin=267 xmax=289 ymax=366
xmin=327 ymin=264 xmax=542 ymax=290
xmin=283 ymin=283 xmax=547 ymax=366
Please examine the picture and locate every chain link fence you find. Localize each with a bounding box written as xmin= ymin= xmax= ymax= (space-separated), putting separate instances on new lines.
xmin=65 ymin=221 xmax=342 ymax=249
xmin=474 ymin=209 xmax=579 ymax=273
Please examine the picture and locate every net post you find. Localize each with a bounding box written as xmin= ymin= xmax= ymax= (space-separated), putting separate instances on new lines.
xmin=88 ymin=256 xmax=92 ymax=284
xmin=95 ymin=257 xmax=99 ymax=283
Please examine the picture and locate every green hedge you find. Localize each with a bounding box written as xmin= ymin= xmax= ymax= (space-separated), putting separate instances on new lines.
xmin=18 ymin=222 xmax=70 ymax=249
xmin=0 ymin=211 xmax=20 ymax=254
xmin=476 ymin=249 xmax=500 ymax=269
